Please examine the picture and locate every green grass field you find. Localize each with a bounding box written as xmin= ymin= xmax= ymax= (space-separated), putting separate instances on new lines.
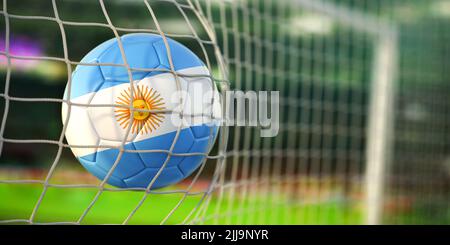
xmin=0 ymin=184 xmax=363 ymax=224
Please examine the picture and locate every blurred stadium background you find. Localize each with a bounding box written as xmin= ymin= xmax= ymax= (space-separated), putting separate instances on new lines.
xmin=0 ymin=0 xmax=449 ymax=224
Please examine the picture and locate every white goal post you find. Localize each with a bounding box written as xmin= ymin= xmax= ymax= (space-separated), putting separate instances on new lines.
xmin=295 ymin=0 xmax=399 ymax=225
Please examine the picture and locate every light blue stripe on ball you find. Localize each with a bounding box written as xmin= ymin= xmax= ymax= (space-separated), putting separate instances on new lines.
xmin=78 ymin=124 xmax=218 ymax=189
xmin=68 ymin=33 xmax=206 ymax=99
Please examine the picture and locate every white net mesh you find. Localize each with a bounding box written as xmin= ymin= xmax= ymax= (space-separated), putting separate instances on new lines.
xmin=0 ymin=0 xmax=449 ymax=224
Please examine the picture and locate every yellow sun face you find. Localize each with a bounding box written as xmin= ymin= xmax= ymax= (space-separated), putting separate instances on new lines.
xmin=115 ymin=84 xmax=165 ymax=135
xmin=132 ymin=99 xmax=150 ymax=120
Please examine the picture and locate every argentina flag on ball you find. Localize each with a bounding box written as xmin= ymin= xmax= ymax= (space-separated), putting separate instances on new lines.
xmin=61 ymin=33 xmax=221 ymax=189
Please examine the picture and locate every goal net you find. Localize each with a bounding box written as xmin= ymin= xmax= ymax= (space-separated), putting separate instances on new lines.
xmin=0 ymin=0 xmax=449 ymax=225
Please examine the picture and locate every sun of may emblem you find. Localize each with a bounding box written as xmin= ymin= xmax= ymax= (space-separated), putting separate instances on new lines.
xmin=115 ymin=84 xmax=165 ymax=134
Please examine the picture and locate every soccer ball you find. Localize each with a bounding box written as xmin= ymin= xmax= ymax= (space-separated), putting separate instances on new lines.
xmin=62 ymin=33 xmax=221 ymax=189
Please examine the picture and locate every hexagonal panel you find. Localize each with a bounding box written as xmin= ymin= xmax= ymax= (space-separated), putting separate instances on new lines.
xmin=124 ymin=166 xmax=183 ymax=189
xmin=133 ymin=126 xmax=195 ymax=168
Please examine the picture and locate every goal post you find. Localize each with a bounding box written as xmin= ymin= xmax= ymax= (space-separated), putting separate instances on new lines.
xmin=294 ymin=0 xmax=399 ymax=226
xmin=365 ymin=31 xmax=398 ymax=225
